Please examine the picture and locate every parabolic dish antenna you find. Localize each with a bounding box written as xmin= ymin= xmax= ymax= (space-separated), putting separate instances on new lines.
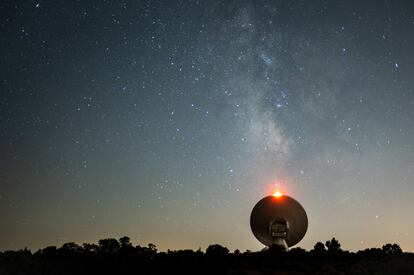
xmin=250 ymin=194 xmax=308 ymax=249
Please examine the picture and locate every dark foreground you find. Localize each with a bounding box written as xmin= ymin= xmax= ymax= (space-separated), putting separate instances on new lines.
xmin=1 ymin=237 xmax=413 ymax=275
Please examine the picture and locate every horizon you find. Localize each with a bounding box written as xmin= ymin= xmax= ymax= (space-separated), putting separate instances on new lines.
xmin=1 ymin=235 xmax=408 ymax=254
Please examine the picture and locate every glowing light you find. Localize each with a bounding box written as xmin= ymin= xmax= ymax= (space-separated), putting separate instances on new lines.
xmin=273 ymin=191 xmax=283 ymax=197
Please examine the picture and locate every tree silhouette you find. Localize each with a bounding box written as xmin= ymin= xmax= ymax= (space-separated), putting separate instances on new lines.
xmin=325 ymin=238 xmax=341 ymax=253
xmin=60 ymin=242 xmax=82 ymax=257
xmin=82 ymin=243 xmax=99 ymax=254
xmin=138 ymin=243 xmax=157 ymax=259
xmin=119 ymin=236 xmax=131 ymax=248
xmin=313 ymin=241 xmax=326 ymax=253
xmin=206 ymin=244 xmax=229 ymax=256
xmin=61 ymin=242 xmax=81 ymax=252
xmin=38 ymin=246 xmax=58 ymax=257
xmin=356 ymin=247 xmax=383 ymax=258
xmin=382 ymin=243 xmax=402 ymax=256
xmin=1 ymin=237 xmax=412 ymax=275
xmin=98 ymin=238 xmax=120 ymax=255
xmin=147 ymin=243 xmax=157 ymax=253
xmin=118 ymin=236 xmax=135 ymax=257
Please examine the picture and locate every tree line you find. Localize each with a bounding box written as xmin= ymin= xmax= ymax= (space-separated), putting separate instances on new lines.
xmin=0 ymin=237 xmax=412 ymax=274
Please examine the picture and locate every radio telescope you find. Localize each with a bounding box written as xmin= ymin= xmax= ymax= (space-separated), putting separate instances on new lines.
xmin=250 ymin=193 xmax=308 ymax=250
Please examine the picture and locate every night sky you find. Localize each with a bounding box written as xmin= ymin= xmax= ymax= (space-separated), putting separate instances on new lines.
xmin=1 ymin=0 xmax=414 ymax=252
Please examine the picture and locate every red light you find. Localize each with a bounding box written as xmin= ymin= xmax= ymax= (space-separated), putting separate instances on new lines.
xmin=273 ymin=191 xmax=283 ymax=197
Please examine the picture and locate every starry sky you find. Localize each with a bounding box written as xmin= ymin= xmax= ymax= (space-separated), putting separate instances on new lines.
xmin=1 ymin=0 xmax=414 ymax=252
